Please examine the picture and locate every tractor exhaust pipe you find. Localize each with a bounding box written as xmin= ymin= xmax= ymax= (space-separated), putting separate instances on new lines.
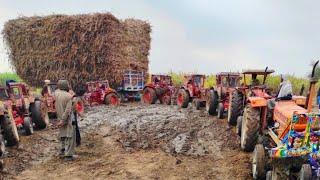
xmin=263 ymin=67 xmax=268 ymax=85
xmin=306 ymin=60 xmax=319 ymax=112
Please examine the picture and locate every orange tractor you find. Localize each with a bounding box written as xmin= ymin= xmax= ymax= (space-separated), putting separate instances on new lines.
xmin=251 ymin=61 xmax=320 ymax=179
xmin=177 ymin=74 xmax=209 ymax=109
xmin=84 ymin=80 xmax=120 ymax=106
xmin=206 ymin=72 xmax=241 ymax=118
xmin=142 ymin=75 xmax=173 ymax=105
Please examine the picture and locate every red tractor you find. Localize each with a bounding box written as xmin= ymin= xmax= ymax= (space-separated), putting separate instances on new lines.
xmin=176 ymin=74 xmax=208 ymax=109
xmin=0 ymin=86 xmax=19 ymax=147
xmin=42 ymin=80 xmax=57 ymax=117
xmin=6 ymin=81 xmax=49 ymax=135
xmin=142 ymin=75 xmax=173 ymax=105
xmin=206 ymin=72 xmax=241 ymax=118
xmin=84 ymin=80 xmax=120 ymax=106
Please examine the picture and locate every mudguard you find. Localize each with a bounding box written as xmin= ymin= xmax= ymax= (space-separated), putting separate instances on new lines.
xmin=248 ymin=96 xmax=267 ymax=107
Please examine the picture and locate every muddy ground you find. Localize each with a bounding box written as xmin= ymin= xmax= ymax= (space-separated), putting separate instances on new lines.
xmin=0 ymin=103 xmax=251 ymax=180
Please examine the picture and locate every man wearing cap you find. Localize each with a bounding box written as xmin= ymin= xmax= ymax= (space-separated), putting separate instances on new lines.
xmin=54 ymin=80 xmax=76 ymax=160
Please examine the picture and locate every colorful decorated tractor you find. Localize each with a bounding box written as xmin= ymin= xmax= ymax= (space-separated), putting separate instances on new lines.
xmin=117 ymin=71 xmax=144 ymax=102
xmin=84 ymin=80 xmax=120 ymax=106
xmin=142 ymin=74 xmax=173 ymax=105
xmin=206 ymin=72 xmax=241 ymax=118
xmin=177 ymin=74 xmax=209 ymax=109
xmin=250 ymin=61 xmax=320 ymax=179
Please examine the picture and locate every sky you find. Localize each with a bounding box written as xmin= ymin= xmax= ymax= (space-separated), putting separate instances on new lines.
xmin=0 ymin=0 xmax=320 ymax=77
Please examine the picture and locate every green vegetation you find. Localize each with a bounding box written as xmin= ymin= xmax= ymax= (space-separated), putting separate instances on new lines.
xmin=0 ymin=72 xmax=21 ymax=86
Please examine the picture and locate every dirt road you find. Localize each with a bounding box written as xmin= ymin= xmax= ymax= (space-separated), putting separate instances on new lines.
xmin=1 ymin=103 xmax=251 ymax=180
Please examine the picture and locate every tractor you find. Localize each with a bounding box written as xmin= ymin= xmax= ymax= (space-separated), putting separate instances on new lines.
xmin=84 ymin=80 xmax=120 ymax=106
xmin=0 ymin=86 xmax=19 ymax=147
xmin=6 ymin=81 xmax=49 ymax=134
xmin=206 ymin=72 xmax=241 ymax=118
xmin=42 ymin=80 xmax=57 ymax=117
xmin=227 ymin=68 xmax=274 ymax=128
xmin=142 ymin=74 xmax=173 ymax=105
xmin=251 ymin=61 xmax=320 ymax=179
xmin=117 ymin=71 xmax=144 ymax=102
xmin=177 ymin=74 xmax=208 ymax=109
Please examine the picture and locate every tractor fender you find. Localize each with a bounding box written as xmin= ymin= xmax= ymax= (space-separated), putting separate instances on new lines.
xmin=248 ymin=97 xmax=267 ymax=107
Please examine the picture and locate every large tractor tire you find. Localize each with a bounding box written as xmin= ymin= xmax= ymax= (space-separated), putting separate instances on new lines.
xmin=227 ymin=90 xmax=244 ymax=126
xmin=1 ymin=115 xmax=19 ymax=146
xmin=252 ymin=144 xmax=266 ymax=179
xmin=0 ymin=134 xmax=5 ymax=157
xmin=104 ymin=93 xmax=120 ymax=106
xmin=23 ymin=117 xmax=34 ymax=136
xmin=299 ymin=164 xmax=312 ymax=180
xmin=240 ymin=106 xmax=260 ymax=152
xmin=206 ymin=90 xmax=218 ymax=115
xmin=143 ymin=87 xmax=157 ymax=104
xmin=177 ymin=89 xmax=189 ymax=108
xmin=31 ymin=100 xmax=49 ymax=130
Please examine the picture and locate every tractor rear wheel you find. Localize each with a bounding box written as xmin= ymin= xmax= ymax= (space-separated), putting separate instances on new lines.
xmin=252 ymin=144 xmax=266 ymax=179
xmin=143 ymin=87 xmax=157 ymax=104
xmin=217 ymin=102 xmax=224 ymax=119
xmin=206 ymin=90 xmax=218 ymax=115
xmin=240 ymin=106 xmax=260 ymax=152
xmin=299 ymin=164 xmax=312 ymax=180
xmin=1 ymin=115 xmax=19 ymax=146
xmin=0 ymin=134 xmax=5 ymax=157
xmin=236 ymin=116 xmax=243 ymax=136
xmin=31 ymin=100 xmax=49 ymax=129
xmin=23 ymin=117 xmax=34 ymax=136
xmin=227 ymin=90 xmax=244 ymax=126
xmin=105 ymin=93 xmax=120 ymax=106
xmin=177 ymin=89 xmax=189 ymax=108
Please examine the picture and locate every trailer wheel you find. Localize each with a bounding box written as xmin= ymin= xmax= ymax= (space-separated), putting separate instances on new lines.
xmin=236 ymin=116 xmax=243 ymax=136
xmin=177 ymin=89 xmax=189 ymax=108
xmin=31 ymin=100 xmax=49 ymax=129
xmin=240 ymin=106 xmax=260 ymax=152
xmin=252 ymin=144 xmax=266 ymax=179
xmin=217 ymin=103 xmax=224 ymax=119
xmin=266 ymin=171 xmax=272 ymax=180
xmin=206 ymin=90 xmax=218 ymax=115
xmin=227 ymin=90 xmax=244 ymax=125
xmin=105 ymin=93 xmax=120 ymax=106
xmin=23 ymin=117 xmax=34 ymax=136
xmin=299 ymin=164 xmax=312 ymax=180
xmin=0 ymin=134 xmax=5 ymax=157
xmin=143 ymin=87 xmax=157 ymax=104
xmin=1 ymin=115 xmax=19 ymax=146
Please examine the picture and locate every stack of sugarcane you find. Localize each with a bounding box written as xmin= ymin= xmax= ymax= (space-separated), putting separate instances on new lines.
xmin=2 ymin=13 xmax=151 ymax=88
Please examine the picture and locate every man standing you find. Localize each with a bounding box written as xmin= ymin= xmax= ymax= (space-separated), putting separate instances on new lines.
xmin=55 ymin=80 xmax=76 ymax=161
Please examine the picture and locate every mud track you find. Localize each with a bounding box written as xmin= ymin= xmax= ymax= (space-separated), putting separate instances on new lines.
xmin=1 ymin=103 xmax=251 ymax=180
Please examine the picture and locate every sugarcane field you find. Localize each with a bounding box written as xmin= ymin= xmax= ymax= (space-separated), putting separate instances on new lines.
xmin=1 ymin=1 xmax=320 ymax=180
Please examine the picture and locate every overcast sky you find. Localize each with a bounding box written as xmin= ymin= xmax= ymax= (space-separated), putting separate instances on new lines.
xmin=0 ymin=0 xmax=319 ymax=77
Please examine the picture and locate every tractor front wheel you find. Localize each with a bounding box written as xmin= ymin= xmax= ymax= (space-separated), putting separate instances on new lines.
xmin=105 ymin=93 xmax=120 ymax=106
xmin=299 ymin=164 xmax=312 ymax=180
xmin=1 ymin=115 xmax=19 ymax=146
xmin=143 ymin=88 xmax=157 ymax=104
xmin=0 ymin=134 xmax=5 ymax=157
xmin=31 ymin=100 xmax=49 ymax=129
xmin=160 ymin=91 xmax=171 ymax=105
xmin=217 ymin=102 xmax=224 ymax=119
xmin=206 ymin=90 xmax=218 ymax=115
xmin=177 ymin=89 xmax=189 ymax=108
xmin=227 ymin=90 xmax=244 ymax=126
xmin=23 ymin=117 xmax=34 ymax=136
xmin=252 ymin=144 xmax=266 ymax=179
xmin=240 ymin=106 xmax=260 ymax=152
